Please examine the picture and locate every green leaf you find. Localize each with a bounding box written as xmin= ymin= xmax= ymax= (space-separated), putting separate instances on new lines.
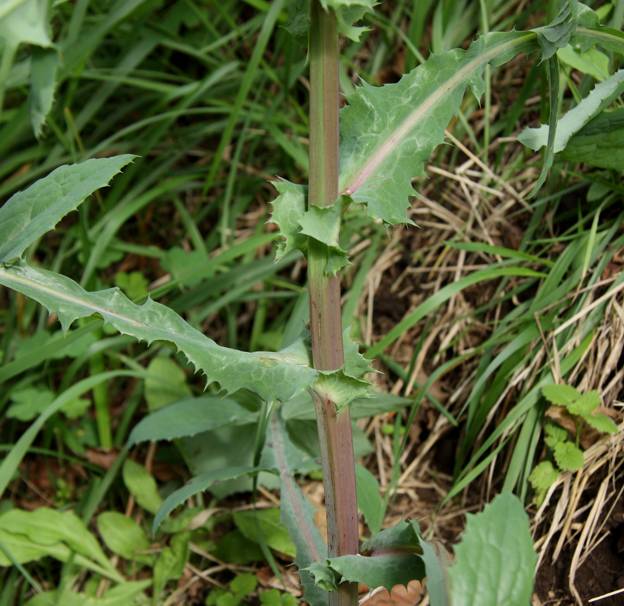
xmin=214 ymin=530 xmax=264 ymax=564
xmin=518 ymin=69 xmax=624 ymax=154
xmin=114 ymin=271 xmax=149 ymax=301
xmin=320 ymin=0 xmax=374 ymax=41
xmin=161 ymin=247 xmax=211 ymax=288
xmin=527 ymin=56 xmax=559 ymax=197
xmin=96 ymin=512 xmax=151 ymax=562
xmin=314 ymin=370 xmax=372 ymax=411
xmin=355 ymin=464 xmax=384 ymax=535
xmin=0 ymin=508 xmax=121 ymax=581
xmin=154 ymin=466 xmax=264 ymax=533
xmin=528 ymin=461 xmax=559 ymax=505
xmin=128 ymin=395 xmax=257 ymax=446
xmin=270 ymin=180 xmax=306 ymax=260
xmin=61 ymin=396 xmax=91 ymax=419
xmin=421 ymin=540 xmax=451 ymax=606
xmin=567 ymin=390 xmax=601 ymax=416
xmin=338 ymin=31 xmax=536 ymax=224
xmin=584 ymin=412 xmax=618 ymax=434
xmin=560 ymin=107 xmax=624 ymax=170
xmin=282 ymin=391 xmax=410 ymax=421
xmin=0 ymin=0 xmax=52 ymax=49
xmin=343 ymin=329 xmax=373 ymax=380
xmin=144 ymin=356 xmax=191 ymax=412
xmin=531 ymin=0 xmax=579 ymax=60
xmin=362 ymin=520 xmax=421 ymax=554
xmin=0 ymin=262 xmax=317 ymax=402
xmin=268 ymin=412 xmax=327 ymax=606
xmin=298 ymin=204 xmax=349 ymax=275
xmin=553 ymin=441 xmax=584 ymax=471
xmin=269 ymin=181 xmax=348 ymax=274
xmin=123 ymin=459 xmax=163 ymax=515
xmin=307 ymin=553 xmax=425 ymax=591
xmin=557 ymin=44 xmax=610 ymax=80
xmin=0 ymin=156 xmax=135 ymax=262
xmin=448 ymin=493 xmax=537 ymax=606
xmin=153 ymin=532 xmax=190 ymax=598
xmin=29 ymin=48 xmax=59 ymax=138
xmin=541 ymin=383 xmax=581 ymax=406
xmin=233 ymin=509 xmax=296 ymax=558
xmin=25 ymin=583 xmax=151 ymax=606
xmin=6 ymin=385 xmax=54 ymax=421
xmin=230 ymin=573 xmax=258 ymax=597
xmin=544 ymin=422 xmax=569 ymax=449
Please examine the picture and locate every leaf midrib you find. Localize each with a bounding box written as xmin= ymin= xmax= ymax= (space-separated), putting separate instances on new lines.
xmin=341 ymin=33 xmax=536 ymax=197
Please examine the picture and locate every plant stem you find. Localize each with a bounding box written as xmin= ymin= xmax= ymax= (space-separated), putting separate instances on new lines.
xmin=308 ymin=3 xmax=359 ymax=606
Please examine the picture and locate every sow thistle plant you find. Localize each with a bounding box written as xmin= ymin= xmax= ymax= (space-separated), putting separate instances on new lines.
xmin=0 ymin=1 xmax=622 ymax=604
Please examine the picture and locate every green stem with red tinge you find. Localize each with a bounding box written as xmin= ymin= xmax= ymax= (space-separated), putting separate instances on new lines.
xmin=308 ymin=3 xmax=359 ymax=606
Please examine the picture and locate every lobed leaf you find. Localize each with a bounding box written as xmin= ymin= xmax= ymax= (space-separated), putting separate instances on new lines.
xmin=338 ymin=31 xmax=537 ymax=224
xmin=448 ymin=493 xmax=537 ymax=606
xmin=0 ymin=155 xmax=135 ymax=262
xmin=362 ymin=520 xmax=421 ymax=554
xmin=320 ymin=0 xmax=375 ymax=41
xmin=269 ymin=180 xmax=348 ymax=274
xmin=553 ymin=441 xmax=584 ymax=471
xmin=307 ymin=553 xmax=425 ymax=592
xmin=0 ymin=262 xmax=317 ymax=402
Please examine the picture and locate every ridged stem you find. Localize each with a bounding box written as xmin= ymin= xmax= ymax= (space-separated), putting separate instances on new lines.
xmin=308 ymin=3 xmax=359 ymax=606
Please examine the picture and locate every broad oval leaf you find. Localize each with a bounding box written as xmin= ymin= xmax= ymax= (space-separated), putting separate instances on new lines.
xmin=0 ymin=155 xmax=135 ymax=262
xmin=339 ymin=31 xmax=537 ymax=224
xmin=128 ymin=395 xmax=258 ymax=446
xmin=0 ymin=262 xmax=317 ymax=402
xmin=448 ymin=493 xmax=537 ymax=606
